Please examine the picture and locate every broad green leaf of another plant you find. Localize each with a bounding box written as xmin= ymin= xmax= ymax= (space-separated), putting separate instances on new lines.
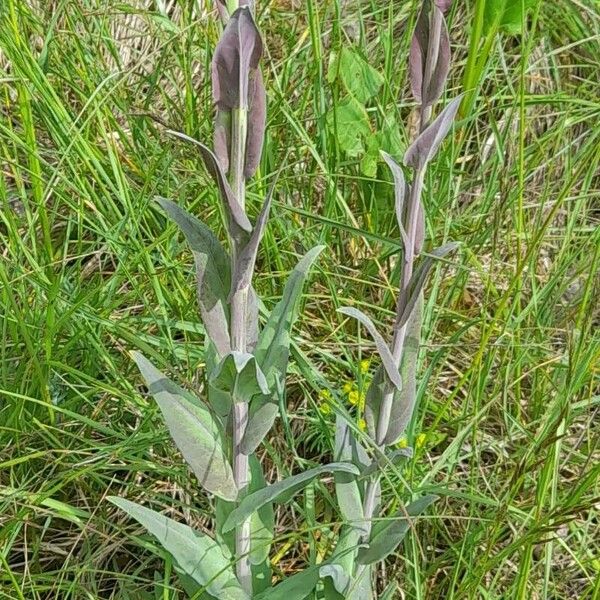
xmin=132 ymin=352 xmax=237 ymax=502
xmin=222 ymin=463 xmax=359 ymax=533
xmin=107 ymin=498 xmax=248 ymax=600
xmin=357 ymin=494 xmax=438 ymax=564
xmin=326 ymin=96 xmax=371 ymax=157
xmin=483 ymin=0 xmax=540 ymax=35
xmin=336 ymin=47 xmax=384 ymax=104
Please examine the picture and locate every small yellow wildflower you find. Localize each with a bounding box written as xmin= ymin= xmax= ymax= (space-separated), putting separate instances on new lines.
xmin=348 ymin=390 xmax=359 ymax=405
xmin=416 ymin=433 xmax=427 ymax=448
xmin=396 ymin=437 xmax=408 ymax=449
xmin=358 ymin=418 xmax=367 ymax=431
xmin=359 ymin=359 xmax=371 ymax=375
xmin=342 ymin=381 xmax=354 ymax=394
xmin=319 ymin=402 xmax=332 ymax=415
xmin=319 ymin=388 xmax=332 ymax=400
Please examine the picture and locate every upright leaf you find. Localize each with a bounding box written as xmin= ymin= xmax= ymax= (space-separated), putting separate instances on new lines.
xmin=357 ymin=494 xmax=438 ymax=564
xmin=383 ymin=294 xmax=422 ymax=446
xmin=336 ymin=47 xmax=384 ymax=103
xmin=245 ymin=69 xmax=266 ymax=178
xmin=409 ymin=3 xmax=451 ymax=107
xmin=212 ymin=7 xmax=263 ymax=110
xmin=222 ymin=463 xmax=359 ymax=533
xmin=132 ymin=352 xmax=238 ymax=502
xmin=107 ymin=498 xmax=248 ymax=600
xmin=404 ymin=96 xmax=462 ymax=170
xmin=338 ymin=307 xmax=402 ymax=390
xmin=255 ymin=245 xmax=325 ymax=381
xmin=155 ymin=198 xmax=231 ymax=357
xmin=381 ymin=151 xmax=408 ymax=250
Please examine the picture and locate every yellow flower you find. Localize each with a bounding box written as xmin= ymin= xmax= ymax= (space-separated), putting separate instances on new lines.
xmin=319 ymin=402 xmax=332 ymax=415
xmin=358 ymin=418 xmax=367 ymax=431
xmin=319 ymin=388 xmax=332 ymax=400
xmin=416 ymin=433 xmax=426 ymax=448
xmin=348 ymin=390 xmax=359 ymax=405
xmin=360 ymin=359 xmax=371 ymax=375
xmin=342 ymin=381 xmax=354 ymax=394
xmin=396 ymin=437 xmax=408 ymax=449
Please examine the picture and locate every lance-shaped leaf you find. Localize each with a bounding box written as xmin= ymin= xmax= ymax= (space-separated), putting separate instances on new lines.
xmin=397 ymin=242 xmax=458 ymax=329
xmin=357 ymin=494 xmax=438 ymax=564
xmin=166 ymin=130 xmax=252 ymax=236
xmin=230 ymin=166 xmax=283 ymax=298
xmin=240 ymin=389 xmax=278 ymax=455
xmin=245 ymin=286 xmax=260 ymax=352
xmin=383 ymin=294 xmax=423 ymax=446
xmin=255 ymin=245 xmax=325 ymax=381
xmin=409 ymin=3 xmax=450 ymax=107
xmin=381 ymin=151 xmax=409 ymax=251
xmin=255 ymin=565 xmax=347 ymax=600
xmin=215 ymin=456 xmax=274 ymax=567
xmin=210 ymin=351 xmax=270 ymax=403
xmin=155 ymin=198 xmax=231 ymax=357
xmin=414 ymin=198 xmax=425 ymax=255
xmin=380 ymin=583 xmax=398 ymax=600
xmin=404 ymin=95 xmax=462 ymax=170
xmin=334 ymin=417 xmax=367 ymax=534
xmin=132 ymin=352 xmax=237 ymax=501
xmin=222 ymin=463 xmax=359 ymax=533
xmin=107 ymin=497 xmax=248 ymax=599
xmin=245 ymin=69 xmax=266 ymax=178
xmin=212 ymin=7 xmax=263 ymax=110
xmin=359 ymin=446 xmax=414 ymax=479
xmin=338 ymin=307 xmax=402 ymax=390
xmin=318 ymin=565 xmax=351 ymax=598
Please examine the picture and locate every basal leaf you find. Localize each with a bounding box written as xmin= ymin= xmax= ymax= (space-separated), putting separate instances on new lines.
xmin=338 ymin=307 xmax=402 ymax=390
xmin=222 ymin=463 xmax=359 ymax=533
xmin=404 ymin=96 xmax=462 ymax=170
xmin=357 ymin=494 xmax=438 ymax=564
xmin=255 ymin=245 xmax=325 ymax=382
xmin=107 ymin=498 xmax=248 ymax=599
xmin=210 ymin=351 xmax=270 ymax=403
xmin=132 ymin=352 xmax=237 ymax=502
xmin=155 ymin=198 xmax=231 ymax=357
xmin=254 ymin=567 xmax=319 ymax=600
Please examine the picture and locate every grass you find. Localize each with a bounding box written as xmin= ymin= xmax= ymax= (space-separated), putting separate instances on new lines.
xmin=1 ymin=0 xmax=599 ymax=598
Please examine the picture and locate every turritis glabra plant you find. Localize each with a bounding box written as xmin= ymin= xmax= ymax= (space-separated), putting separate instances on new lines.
xmin=108 ymin=0 xmax=461 ymax=598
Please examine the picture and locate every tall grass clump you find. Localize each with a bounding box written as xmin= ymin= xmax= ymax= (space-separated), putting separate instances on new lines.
xmin=107 ymin=0 xmax=463 ymax=597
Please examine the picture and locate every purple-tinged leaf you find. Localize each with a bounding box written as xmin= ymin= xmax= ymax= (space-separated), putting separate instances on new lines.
xmin=383 ymin=294 xmax=422 ymax=445
xmin=381 ymin=151 xmax=409 ymax=250
xmin=214 ymin=108 xmax=231 ymax=173
xmin=409 ymin=4 xmax=450 ymax=107
xmin=245 ymin=285 xmax=260 ymax=352
xmin=212 ymin=7 xmax=263 ymax=110
xmin=245 ymin=69 xmax=266 ymax=178
xmin=230 ymin=166 xmax=283 ymax=299
xmin=397 ymin=242 xmax=458 ymax=329
xmin=131 ymin=352 xmax=238 ymax=502
xmin=155 ymin=197 xmax=231 ymax=357
xmin=166 ymin=130 xmax=252 ymax=234
xmin=414 ymin=199 xmax=425 ymax=255
xmin=338 ymin=307 xmax=402 ymax=390
xmin=357 ymin=494 xmax=438 ymax=564
xmin=434 ymin=0 xmax=452 ymax=14
xmin=404 ymin=95 xmax=462 ymax=170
